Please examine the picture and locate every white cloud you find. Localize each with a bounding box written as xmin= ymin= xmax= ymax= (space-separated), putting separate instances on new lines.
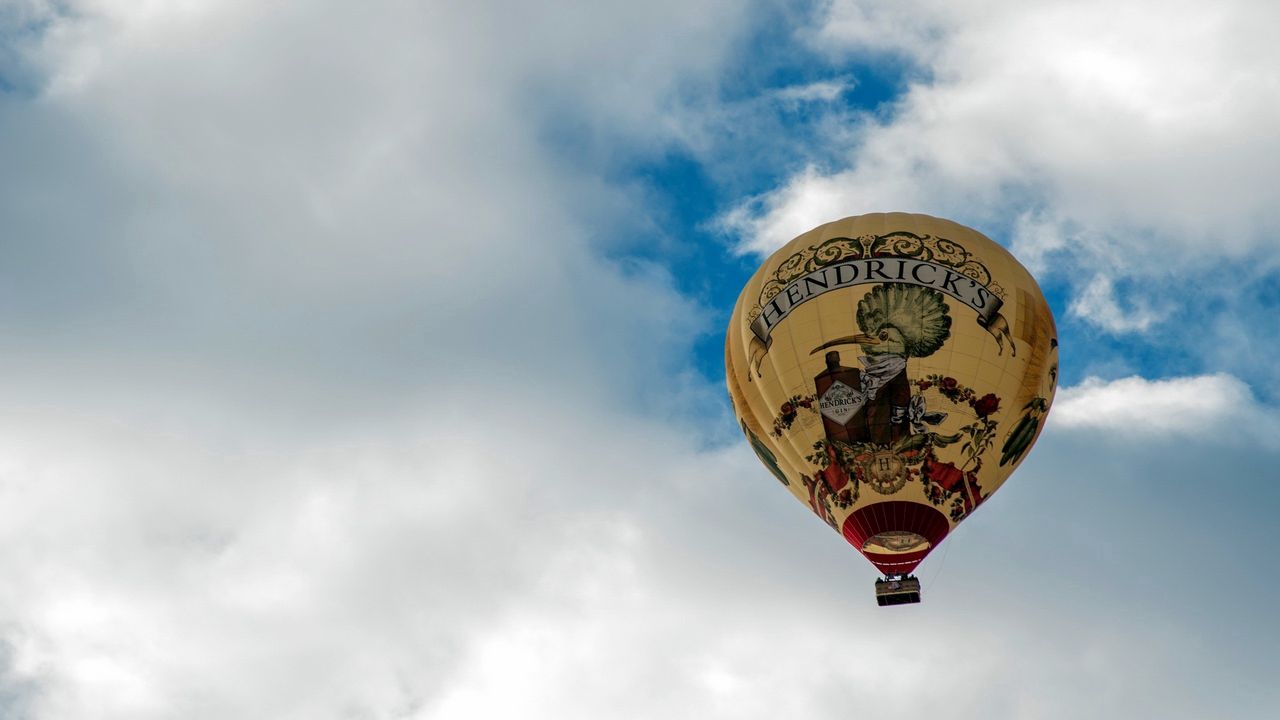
xmin=722 ymin=0 xmax=1280 ymax=332
xmin=0 ymin=394 xmax=735 ymax=719
xmin=1067 ymin=275 xmax=1164 ymax=334
xmin=772 ymin=79 xmax=853 ymax=104
xmin=1051 ymin=373 xmax=1277 ymax=443
xmin=0 ymin=1 xmax=750 ymax=717
xmin=2 ymin=1 xmax=1280 ymax=718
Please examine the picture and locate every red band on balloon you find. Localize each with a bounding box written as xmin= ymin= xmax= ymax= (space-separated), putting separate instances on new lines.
xmin=841 ymin=501 xmax=951 ymax=575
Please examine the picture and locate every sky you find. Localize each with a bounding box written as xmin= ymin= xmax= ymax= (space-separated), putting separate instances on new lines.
xmin=1 ymin=0 xmax=1279 ymax=718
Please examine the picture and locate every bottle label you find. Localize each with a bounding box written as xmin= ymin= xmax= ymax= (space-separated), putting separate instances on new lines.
xmin=819 ymin=381 xmax=865 ymax=424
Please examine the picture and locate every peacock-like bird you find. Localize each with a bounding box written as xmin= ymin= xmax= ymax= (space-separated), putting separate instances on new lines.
xmin=813 ymin=284 xmax=953 ymax=362
xmin=811 ymin=285 xmax=953 ymax=446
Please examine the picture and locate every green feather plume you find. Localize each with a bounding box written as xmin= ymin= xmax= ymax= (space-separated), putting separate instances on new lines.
xmin=856 ymin=285 xmax=953 ymax=358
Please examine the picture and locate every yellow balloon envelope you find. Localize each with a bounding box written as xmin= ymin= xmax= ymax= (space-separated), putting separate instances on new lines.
xmin=726 ymin=213 xmax=1057 ymax=601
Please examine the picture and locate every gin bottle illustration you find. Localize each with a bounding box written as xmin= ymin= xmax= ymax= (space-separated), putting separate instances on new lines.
xmin=814 ymin=350 xmax=870 ymax=445
xmin=811 ymin=284 xmax=954 ymax=447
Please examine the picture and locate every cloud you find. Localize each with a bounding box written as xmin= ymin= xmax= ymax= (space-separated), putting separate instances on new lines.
xmin=0 ymin=1 xmax=752 ymax=717
xmin=721 ymin=0 xmax=1280 ymax=336
xmin=771 ymin=78 xmax=854 ymax=104
xmin=1051 ymin=373 xmax=1278 ymax=444
xmin=1066 ymin=275 xmax=1164 ymax=334
xmin=3 ymin=2 xmax=1280 ymax=719
xmin=0 ymin=388 xmax=747 ymax=719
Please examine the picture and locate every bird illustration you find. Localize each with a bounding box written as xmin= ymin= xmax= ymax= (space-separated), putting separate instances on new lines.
xmin=812 ymin=284 xmax=953 ymax=363
xmin=810 ymin=285 xmax=953 ymax=445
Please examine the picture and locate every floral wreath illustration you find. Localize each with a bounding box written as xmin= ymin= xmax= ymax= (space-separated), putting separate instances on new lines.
xmin=773 ymin=374 xmax=1005 ymax=522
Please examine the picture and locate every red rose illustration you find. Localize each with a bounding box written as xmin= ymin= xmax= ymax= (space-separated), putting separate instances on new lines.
xmin=939 ymin=377 xmax=958 ymax=391
xmin=781 ymin=402 xmax=795 ymax=415
xmin=970 ymin=393 xmax=1000 ymax=418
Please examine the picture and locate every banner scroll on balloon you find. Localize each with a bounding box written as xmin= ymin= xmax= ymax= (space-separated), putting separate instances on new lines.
xmin=746 ymin=233 xmax=1016 ymax=379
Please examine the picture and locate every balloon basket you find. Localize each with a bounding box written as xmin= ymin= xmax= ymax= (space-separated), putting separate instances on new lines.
xmin=875 ymin=575 xmax=921 ymax=606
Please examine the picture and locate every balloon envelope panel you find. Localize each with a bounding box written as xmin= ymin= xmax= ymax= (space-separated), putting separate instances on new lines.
xmin=726 ymin=213 xmax=1057 ymax=575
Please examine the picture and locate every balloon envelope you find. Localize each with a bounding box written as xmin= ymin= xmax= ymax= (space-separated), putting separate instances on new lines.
xmin=726 ymin=213 xmax=1057 ymax=576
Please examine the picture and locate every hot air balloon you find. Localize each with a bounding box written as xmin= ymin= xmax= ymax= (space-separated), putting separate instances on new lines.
xmin=726 ymin=213 xmax=1057 ymax=605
